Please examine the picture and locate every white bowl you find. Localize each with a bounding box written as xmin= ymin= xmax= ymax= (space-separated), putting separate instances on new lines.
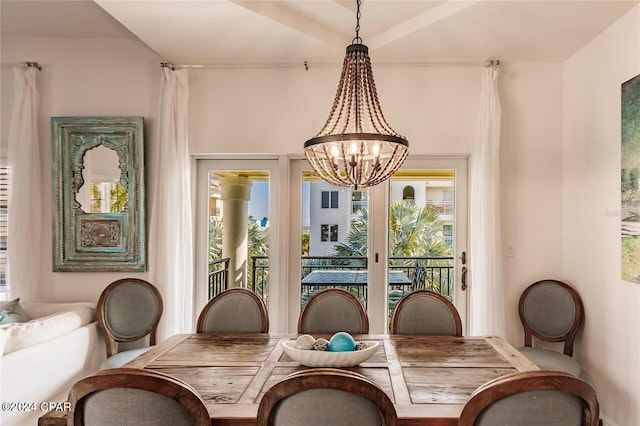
xmin=282 ymin=340 xmax=379 ymax=367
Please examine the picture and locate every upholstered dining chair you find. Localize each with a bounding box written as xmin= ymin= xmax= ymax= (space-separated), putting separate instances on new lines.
xmin=67 ymin=367 xmax=210 ymax=426
xmin=518 ymin=279 xmax=584 ymax=376
xmin=298 ymin=288 xmax=369 ymax=334
xmin=257 ymin=368 xmax=397 ymax=426
xmin=457 ymin=370 xmax=599 ymax=426
xmin=196 ymin=287 xmax=269 ymax=333
xmin=390 ymin=290 xmax=463 ymax=336
xmin=97 ymin=278 xmax=163 ymax=370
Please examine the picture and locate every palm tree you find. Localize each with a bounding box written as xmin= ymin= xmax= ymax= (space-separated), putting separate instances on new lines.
xmin=247 ymin=218 xmax=269 ymax=292
xmin=208 ymin=217 xmax=223 ymax=262
xmin=334 ymin=201 xmax=449 ymax=259
xmin=333 ymin=201 xmax=451 ymax=295
xmin=389 ymin=202 xmax=448 ymax=259
xmin=109 ymin=182 xmax=128 ymax=212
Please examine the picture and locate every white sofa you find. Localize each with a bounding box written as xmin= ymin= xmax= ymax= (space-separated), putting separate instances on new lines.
xmin=0 ymin=302 xmax=106 ymax=426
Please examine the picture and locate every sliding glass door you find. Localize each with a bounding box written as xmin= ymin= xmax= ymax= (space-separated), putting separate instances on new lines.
xmin=196 ymin=157 xmax=466 ymax=333
xmin=290 ymin=157 xmax=467 ymax=334
xmin=195 ymin=159 xmax=279 ymax=326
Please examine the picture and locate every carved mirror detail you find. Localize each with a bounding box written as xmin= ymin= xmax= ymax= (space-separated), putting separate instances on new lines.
xmin=52 ymin=117 xmax=145 ymax=271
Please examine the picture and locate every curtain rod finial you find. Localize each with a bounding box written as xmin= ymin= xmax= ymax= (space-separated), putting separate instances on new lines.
xmin=25 ymin=62 xmax=41 ymax=71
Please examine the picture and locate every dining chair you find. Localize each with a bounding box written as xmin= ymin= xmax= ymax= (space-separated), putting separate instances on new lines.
xmin=196 ymin=287 xmax=269 ymax=333
xmin=257 ymin=368 xmax=397 ymax=426
xmin=67 ymin=367 xmax=210 ymax=426
xmin=298 ymin=288 xmax=369 ymax=334
xmin=97 ymin=278 xmax=163 ymax=370
xmin=457 ymin=370 xmax=599 ymax=426
xmin=518 ymin=279 xmax=584 ymax=376
xmin=390 ymin=290 xmax=462 ymax=336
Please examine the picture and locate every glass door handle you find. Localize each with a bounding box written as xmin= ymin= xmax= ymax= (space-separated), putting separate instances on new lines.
xmin=461 ymin=266 xmax=468 ymax=291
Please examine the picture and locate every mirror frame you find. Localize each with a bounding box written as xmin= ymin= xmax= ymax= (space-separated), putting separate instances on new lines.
xmin=52 ymin=116 xmax=145 ymax=271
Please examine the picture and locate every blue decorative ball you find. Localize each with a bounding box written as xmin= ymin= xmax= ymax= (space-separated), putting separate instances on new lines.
xmin=328 ymin=332 xmax=356 ymax=352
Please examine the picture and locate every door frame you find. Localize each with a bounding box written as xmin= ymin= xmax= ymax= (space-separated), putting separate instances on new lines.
xmin=369 ymin=156 xmax=468 ymax=333
xmin=194 ymin=157 xmax=283 ymax=330
xmin=288 ymin=156 xmax=469 ymax=334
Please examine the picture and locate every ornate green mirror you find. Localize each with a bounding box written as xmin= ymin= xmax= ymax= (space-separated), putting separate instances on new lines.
xmin=52 ymin=117 xmax=145 ymax=271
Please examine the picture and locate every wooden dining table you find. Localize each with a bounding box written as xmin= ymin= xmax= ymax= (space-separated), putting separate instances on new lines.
xmin=39 ymin=333 xmax=537 ymax=426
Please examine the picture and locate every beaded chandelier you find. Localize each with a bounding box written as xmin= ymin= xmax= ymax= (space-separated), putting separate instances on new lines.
xmin=304 ymin=0 xmax=408 ymax=190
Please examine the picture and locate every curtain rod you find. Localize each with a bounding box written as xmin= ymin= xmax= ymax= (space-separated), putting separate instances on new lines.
xmin=0 ymin=62 xmax=42 ymax=71
xmin=161 ymin=59 xmax=500 ymax=70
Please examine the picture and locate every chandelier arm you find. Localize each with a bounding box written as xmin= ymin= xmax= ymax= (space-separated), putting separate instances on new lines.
xmin=340 ymin=141 xmax=356 ymax=187
xmin=310 ymin=147 xmax=346 ymax=187
xmin=369 ymin=144 xmax=403 ymax=185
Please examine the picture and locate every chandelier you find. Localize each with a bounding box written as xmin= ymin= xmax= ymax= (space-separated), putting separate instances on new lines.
xmin=304 ymin=0 xmax=409 ymax=190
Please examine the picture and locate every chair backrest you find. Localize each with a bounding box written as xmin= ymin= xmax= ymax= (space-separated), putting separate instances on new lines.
xmin=257 ymin=368 xmax=397 ymax=426
xmin=97 ymin=278 xmax=163 ymax=357
xmin=519 ymin=279 xmax=584 ymax=356
xmin=196 ymin=287 xmax=269 ymax=333
xmin=67 ymin=367 xmax=210 ymax=426
xmin=411 ymin=265 xmax=427 ymax=290
xmin=390 ymin=290 xmax=462 ymax=336
xmin=458 ymin=370 xmax=599 ymax=426
xmin=298 ymin=288 xmax=369 ymax=334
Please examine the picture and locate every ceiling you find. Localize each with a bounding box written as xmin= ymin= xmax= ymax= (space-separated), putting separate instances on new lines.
xmin=1 ymin=0 xmax=638 ymax=64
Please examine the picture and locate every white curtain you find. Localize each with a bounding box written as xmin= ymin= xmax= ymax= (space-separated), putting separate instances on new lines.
xmin=6 ymin=67 xmax=42 ymax=302
xmin=149 ymin=68 xmax=193 ymax=339
xmin=469 ymin=65 xmax=505 ymax=337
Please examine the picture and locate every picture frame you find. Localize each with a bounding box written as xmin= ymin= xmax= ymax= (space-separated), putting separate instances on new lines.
xmin=51 ymin=116 xmax=146 ymax=271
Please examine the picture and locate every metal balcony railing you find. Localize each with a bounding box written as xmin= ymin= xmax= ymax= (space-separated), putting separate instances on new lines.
xmin=207 ymin=257 xmax=230 ymax=300
xmin=240 ymin=255 xmax=455 ymax=310
xmin=426 ymin=200 xmax=454 ymax=215
xmin=208 ymin=255 xmax=454 ymax=314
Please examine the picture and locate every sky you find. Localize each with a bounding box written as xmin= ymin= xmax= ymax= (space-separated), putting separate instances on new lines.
xmin=248 ymin=181 xmax=269 ymax=220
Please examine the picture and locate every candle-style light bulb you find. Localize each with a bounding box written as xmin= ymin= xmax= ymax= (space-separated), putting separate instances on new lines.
xmin=350 ymin=141 xmax=359 ymax=156
xmin=330 ymin=144 xmax=340 ymax=159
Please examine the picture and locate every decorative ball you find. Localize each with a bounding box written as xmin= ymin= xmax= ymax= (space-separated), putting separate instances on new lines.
xmin=312 ymin=338 xmax=329 ymax=351
xmin=295 ymin=334 xmax=316 ymax=350
xmin=328 ymin=332 xmax=356 ymax=352
xmin=355 ymin=341 xmax=369 ymax=351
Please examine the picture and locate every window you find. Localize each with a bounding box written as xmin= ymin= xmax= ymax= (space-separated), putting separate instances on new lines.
xmin=88 ymin=181 xmax=128 ymax=213
xmin=352 ymin=191 xmax=368 ymax=214
xmin=0 ymin=166 xmax=7 ymax=298
xmin=402 ymin=185 xmax=415 ymax=204
xmin=443 ymin=224 xmax=453 ymax=249
xmin=321 ymin=191 xmax=338 ymax=209
xmin=321 ymin=224 xmax=338 ymax=242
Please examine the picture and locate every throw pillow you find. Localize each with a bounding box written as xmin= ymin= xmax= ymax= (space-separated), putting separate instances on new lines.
xmin=0 ymin=298 xmax=29 ymax=324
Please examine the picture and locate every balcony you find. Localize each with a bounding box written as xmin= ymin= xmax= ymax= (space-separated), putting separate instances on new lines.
xmin=208 ymin=255 xmax=455 ymax=312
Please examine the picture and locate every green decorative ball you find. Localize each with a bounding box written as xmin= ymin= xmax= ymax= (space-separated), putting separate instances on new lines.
xmin=328 ymin=332 xmax=356 ymax=352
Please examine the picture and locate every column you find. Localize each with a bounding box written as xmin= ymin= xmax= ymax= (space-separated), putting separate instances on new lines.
xmin=220 ymin=175 xmax=252 ymax=288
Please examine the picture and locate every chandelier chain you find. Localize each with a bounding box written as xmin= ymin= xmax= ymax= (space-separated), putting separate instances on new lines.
xmin=353 ymin=0 xmax=362 ymax=44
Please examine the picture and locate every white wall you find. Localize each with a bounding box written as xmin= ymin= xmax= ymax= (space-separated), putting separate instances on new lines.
xmin=500 ymin=62 xmax=565 ymax=345
xmin=1 ymin=36 xmax=566 ymax=342
xmin=0 ymin=36 xmax=161 ymax=302
xmin=563 ymin=6 xmax=640 ymax=425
